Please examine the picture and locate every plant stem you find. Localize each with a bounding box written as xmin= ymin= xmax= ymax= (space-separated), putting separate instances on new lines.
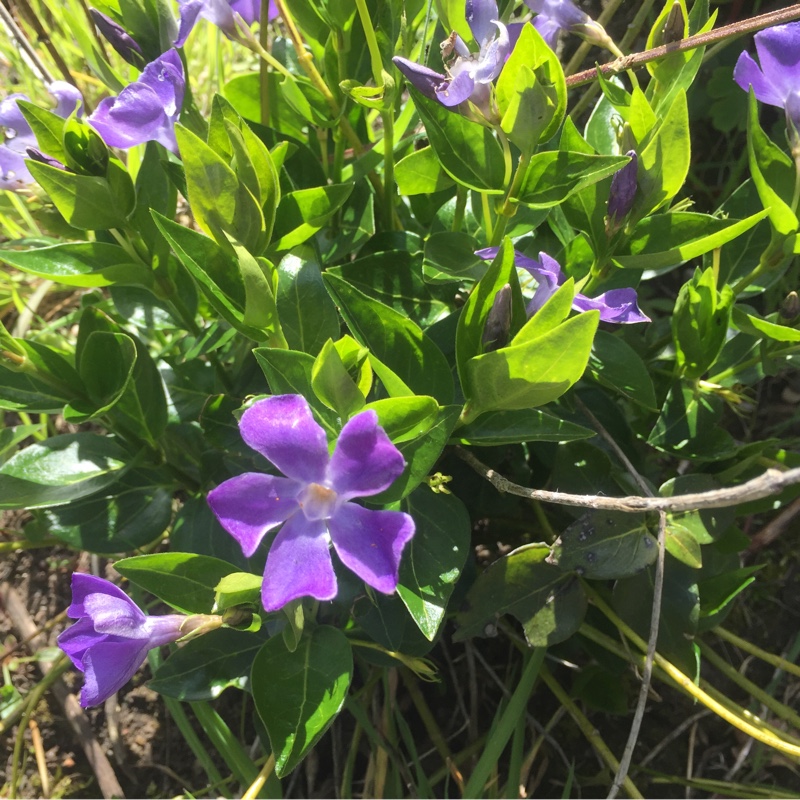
xmin=242 ymin=753 xmax=276 ymax=800
xmin=0 ymin=537 xmax=60 ymax=553
xmin=714 ymin=627 xmax=800 ymax=680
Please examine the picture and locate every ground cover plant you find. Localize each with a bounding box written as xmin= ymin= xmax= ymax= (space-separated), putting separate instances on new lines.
xmin=1 ymin=0 xmax=800 ymax=796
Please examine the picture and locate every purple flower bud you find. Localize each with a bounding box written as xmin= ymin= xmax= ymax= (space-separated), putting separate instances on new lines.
xmin=734 ymin=21 xmax=800 ymax=142
xmin=57 ymin=574 xmax=188 ymax=707
xmin=482 ymin=284 xmax=513 ymax=351
xmin=88 ymin=50 xmax=185 ymax=154
xmin=476 ymin=247 xmax=649 ymax=324
xmin=25 ymin=147 xmax=67 ymax=170
xmin=208 ymin=395 xmax=415 ymax=612
xmin=607 ymin=150 xmax=638 ymax=228
xmin=89 ymin=9 xmax=145 ymax=67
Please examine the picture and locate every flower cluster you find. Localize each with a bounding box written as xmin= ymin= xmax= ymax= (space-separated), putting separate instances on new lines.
xmin=58 ymin=575 xmax=193 ymax=707
xmin=208 ymin=395 xmax=416 ymax=612
xmin=477 ymin=248 xmax=649 ymax=323
xmin=0 ymin=82 xmax=81 ymax=191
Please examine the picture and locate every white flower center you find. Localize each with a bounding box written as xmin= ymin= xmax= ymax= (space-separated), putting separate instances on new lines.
xmin=298 ymin=482 xmax=339 ymax=521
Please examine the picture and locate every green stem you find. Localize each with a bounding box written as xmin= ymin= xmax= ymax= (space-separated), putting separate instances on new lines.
xmin=714 ymin=627 xmax=800 ymax=681
xmin=481 ymin=193 xmax=494 ymax=245
xmin=259 ymin=1 xmax=271 ymax=127
xmin=462 ymin=648 xmax=546 ymax=798
xmin=452 ymin=184 xmax=468 ymax=232
xmin=489 ymin=149 xmax=532 ymax=247
xmin=0 ymin=537 xmax=60 ymax=553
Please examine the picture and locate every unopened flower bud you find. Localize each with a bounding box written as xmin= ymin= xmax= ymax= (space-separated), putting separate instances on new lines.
xmin=661 ymin=1 xmax=685 ymax=45
xmin=780 ymin=291 xmax=800 ymax=320
xmin=482 ymin=284 xmax=513 ymax=352
xmin=25 ymin=147 xmax=67 ymax=171
xmin=89 ymin=8 xmax=145 ymax=68
xmin=606 ymin=151 xmax=638 ymax=233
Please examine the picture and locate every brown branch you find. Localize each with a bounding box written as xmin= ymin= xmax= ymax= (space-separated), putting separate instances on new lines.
xmin=454 ymin=446 xmax=800 ymax=513
xmin=566 ymin=4 xmax=800 ymax=89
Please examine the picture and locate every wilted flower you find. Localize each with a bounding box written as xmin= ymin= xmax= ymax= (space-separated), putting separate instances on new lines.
xmin=175 ymin=0 xmax=278 ymax=47
xmin=208 ymin=395 xmax=415 ymax=612
xmin=89 ymin=8 xmax=145 ymax=67
xmin=88 ymin=50 xmax=185 ymax=154
xmin=477 ymin=248 xmax=650 ymax=323
xmin=607 ymin=150 xmax=638 ymax=230
xmin=57 ymin=574 xmax=210 ymax=707
xmin=734 ymin=21 xmax=800 ymax=144
xmin=0 ymin=82 xmax=82 ymax=191
xmin=393 ymin=0 xmax=510 ymax=116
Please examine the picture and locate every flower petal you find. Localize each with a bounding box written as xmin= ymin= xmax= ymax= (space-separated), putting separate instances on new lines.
xmin=393 ymin=57 xmax=448 ymax=101
xmin=573 ymin=287 xmax=650 ymax=323
xmin=734 ymin=51 xmax=784 ymax=108
xmin=752 ymin=22 xmax=800 ymax=105
xmin=83 ymin=593 xmax=148 ymax=636
xmin=239 ymin=395 xmax=330 ymax=483
xmin=473 ymin=22 xmax=510 ymax=84
xmin=175 ymin=0 xmax=205 ymax=47
xmin=329 ymin=503 xmax=415 ymax=595
xmin=466 ymin=0 xmax=499 ymax=48
xmin=207 ymin=473 xmax=301 ymax=557
xmin=328 ymin=410 xmax=405 ymax=499
xmin=0 ymin=146 xmax=33 ymax=190
xmin=231 ymin=0 xmax=262 ymax=25
xmin=79 ymin=639 xmax=149 ymax=707
xmin=0 ymin=93 xmax=31 ymax=134
xmin=57 ymin=617 xmax=103 ymax=670
xmin=260 ymin=514 xmax=337 ymax=611
xmin=67 ymin=573 xmax=137 ymax=619
xmin=436 ymin=69 xmax=475 ymax=107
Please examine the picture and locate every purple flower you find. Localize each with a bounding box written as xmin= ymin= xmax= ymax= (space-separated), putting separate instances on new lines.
xmin=524 ymin=0 xmax=591 ymax=49
xmin=476 ymin=248 xmax=650 ymax=323
xmin=175 ymin=0 xmax=278 ymax=47
xmin=393 ymin=0 xmax=510 ymax=116
xmin=207 ymin=395 xmax=416 ymax=612
xmin=57 ymin=574 xmax=186 ymax=707
xmin=88 ymin=50 xmax=184 ymax=154
xmin=734 ymin=21 xmax=800 ymax=138
xmin=0 ymin=82 xmax=82 ymax=191
xmin=607 ymin=150 xmax=638 ymax=227
xmin=89 ymin=8 xmax=145 ymax=67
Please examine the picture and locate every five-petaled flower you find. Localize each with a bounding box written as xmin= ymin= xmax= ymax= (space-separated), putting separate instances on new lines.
xmin=175 ymin=0 xmax=278 ymax=47
xmin=208 ymin=395 xmax=416 ymax=612
xmin=734 ymin=21 xmax=800 ymax=142
xmin=477 ymin=248 xmax=650 ymax=323
xmin=393 ymin=0 xmax=509 ymax=117
xmin=57 ymin=574 xmax=189 ymax=707
xmin=88 ymin=49 xmax=185 ymax=154
xmin=0 ymin=82 xmax=82 ymax=191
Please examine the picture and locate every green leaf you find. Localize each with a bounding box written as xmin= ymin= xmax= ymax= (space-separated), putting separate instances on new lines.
xmin=588 ymin=331 xmax=657 ymax=409
xmin=408 ymin=88 xmax=506 ymax=193
xmin=637 ymin=90 xmax=690 ymax=215
xmin=0 ymin=241 xmax=152 ymax=287
xmin=397 ymin=489 xmax=471 ymax=640
xmin=271 ymin=184 xmax=354 ymax=251
xmin=277 ymin=249 xmax=339 ymax=355
xmin=150 ymin=628 xmax=267 ymax=701
xmin=324 ymin=272 xmax=454 ymax=404
xmin=0 ymin=433 xmax=129 ymax=510
xmin=363 ymin=396 xmax=439 ymax=444
xmin=423 ymin=231 xmax=484 ymax=279
xmin=252 ymin=625 xmax=353 ymax=777
xmin=517 ymin=151 xmax=628 ymax=209
xmin=614 ymin=210 xmax=770 ymax=270
xmin=27 ymin=161 xmax=130 ymax=230
xmin=115 ymin=553 xmax=239 ymax=614
xmin=395 ymin=146 xmax=455 ymax=195
xmin=214 ymin=572 xmax=263 ymax=612
xmin=454 ymin=408 xmax=595 ymax=445
xmin=17 ymin=100 xmax=68 ymax=162
xmin=733 ymin=307 xmax=800 ymax=342
xmin=312 ymin=339 xmax=366 ymax=418
xmin=462 ymin=311 xmax=599 ymax=421
xmin=0 ymin=423 xmax=45 ymax=460
xmin=454 ymin=544 xmax=586 ymax=647
xmin=547 ymin=511 xmax=657 ymax=580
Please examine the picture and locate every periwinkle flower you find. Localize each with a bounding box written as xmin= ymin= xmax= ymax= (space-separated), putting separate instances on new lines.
xmin=393 ymin=0 xmax=510 ymax=117
xmin=88 ymin=49 xmax=184 ymax=154
xmin=607 ymin=150 xmax=638 ymax=229
xmin=57 ymin=574 xmax=192 ymax=707
xmin=175 ymin=0 xmax=278 ymax=47
xmin=734 ymin=21 xmax=800 ymax=144
xmin=0 ymin=82 xmax=82 ymax=191
xmin=525 ymin=0 xmax=590 ymax=49
xmin=89 ymin=8 xmax=145 ymax=67
xmin=207 ymin=395 xmax=416 ymax=612
xmin=477 ymin=248 xmax=649 ymax=323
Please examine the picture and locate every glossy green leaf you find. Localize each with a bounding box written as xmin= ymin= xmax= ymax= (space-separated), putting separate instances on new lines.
xmin=252 ymin=625 xmax=353 ymax=777
xmin=588 ymin=331 xmax=656 ymax=409
xmin=312 ymin=338 xmax=366 ymax=418
xmin=0 ymin=433 xmax=129 ymax=510
xmin=150 ymin=628 xmax=268 ymax=701
xmin=395 ymin=146 xmax=454 ymax=195
xmin=271 ymin=184 xmax=354 ymax=250
xmin=324 ymin=272 xmax=454 ymax=404
xmin=115 ymin=553 xmax=239 ymax=614
xmin=0 ymin=241 xmax=152 ymax=287
xmin=0 ymin=341 xmax=83 ymax=412
xmin=454 ymin=408 xmax=595 ymax=445
xmin=454 ymin=544 xmax=586 ymax=647
xmin=733 ymin=307 xmax=800 ymax=342
xmin=408 ymin=88 xmax=506 ymax=193
xmin=363 ymin=396 xmax=439 ymax=444
xmin=423 ymin=231 xmax=484 ymax=279
xmin=213 ymin=572 xmax=263 ymax=612
xmin=397 ymin=489 xmax=471 ymax=640
xmin=547 ymin=511 xmax=657 ymax=580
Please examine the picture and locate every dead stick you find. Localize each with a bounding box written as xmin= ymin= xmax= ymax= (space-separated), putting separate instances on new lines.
xmin=0 ymin=583 xmax=125 ymax=799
